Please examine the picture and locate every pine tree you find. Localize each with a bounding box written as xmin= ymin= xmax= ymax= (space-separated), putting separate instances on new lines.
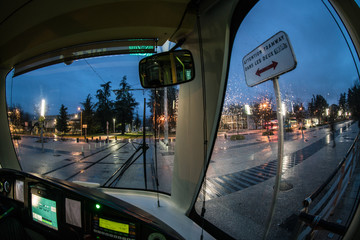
xmin=294 ymin=103 xmax=305 ymax=126
xmin=308 ymin=94 xmax=328 ymax=124
xmin=251 ymin=102 xmax=262 ymax=130
xmin=95 ymin=81 xmax=113 ymax=133
xmin=338 ymin=92 xmax=347 ymax=119
xmin=114 ymin=76 xmax=139 ymax=134
xmin=134 ymin=112 xmax=141 ymax=131
xmin=348 ymin=82 xmax=360 ymax=126
xmin=81 ymin=94 xmax=96 ymax=134
xmin=56 ymin=104 xmax=69 ymax=134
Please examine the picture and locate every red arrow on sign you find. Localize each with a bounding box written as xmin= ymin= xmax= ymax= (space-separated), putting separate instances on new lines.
xmin=256 ymin=61 xmax=278 ymax=76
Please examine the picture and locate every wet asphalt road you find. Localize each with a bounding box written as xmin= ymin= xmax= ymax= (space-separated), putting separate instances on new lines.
xmin=15 ymin=121 xmax=357 ymax=198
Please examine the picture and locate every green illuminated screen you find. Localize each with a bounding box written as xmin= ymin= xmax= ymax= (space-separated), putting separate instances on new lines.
xmin=99 ymin=218 xmax=129 ymax=234
xmin=31 ymin=194 xmax=58 ymax=230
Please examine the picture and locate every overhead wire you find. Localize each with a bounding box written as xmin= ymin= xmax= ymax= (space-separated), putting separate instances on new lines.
xmin=84 ymin=59 xmax=107 ymax=84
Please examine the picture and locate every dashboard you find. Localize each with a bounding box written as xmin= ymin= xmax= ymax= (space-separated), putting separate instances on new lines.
xmin=0 ymin=168 xmax=183 ymax=240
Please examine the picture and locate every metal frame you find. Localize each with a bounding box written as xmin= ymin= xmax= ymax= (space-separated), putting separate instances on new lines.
xmin=297 ymin=132 xmax=360 ymax=239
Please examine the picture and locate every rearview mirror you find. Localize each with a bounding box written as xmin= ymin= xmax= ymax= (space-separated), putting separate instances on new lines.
xmin=139 ymin=50 xmax=195 ymax=88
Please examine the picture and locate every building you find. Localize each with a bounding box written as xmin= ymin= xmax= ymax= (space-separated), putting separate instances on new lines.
xmin=31 ymin=113 xmax=80 ymax=135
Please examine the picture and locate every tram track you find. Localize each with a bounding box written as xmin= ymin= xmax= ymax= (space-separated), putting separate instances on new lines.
xmin=102 ymin=144 xmax=146 ymax=187
xmin=43 ymin=140 xmax=130 ymax=176
xmin=64 ymin=140 xmax=146 ymax=181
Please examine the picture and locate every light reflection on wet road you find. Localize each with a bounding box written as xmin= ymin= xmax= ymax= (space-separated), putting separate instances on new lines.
xmin=200 ymin=121 xmax=357 ymax=200
xmin=15 ymin=121 xmax=357 ymax=198
xmin=17 ymin=138 xmax=157 ymax=190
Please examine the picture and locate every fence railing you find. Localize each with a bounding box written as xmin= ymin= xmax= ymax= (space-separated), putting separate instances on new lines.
xmin=296 ymin=132 xmax=360 ymax=239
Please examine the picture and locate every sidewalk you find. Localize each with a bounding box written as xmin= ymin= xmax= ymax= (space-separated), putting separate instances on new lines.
xmin=197 ymin=122 xmax=359 ymax=240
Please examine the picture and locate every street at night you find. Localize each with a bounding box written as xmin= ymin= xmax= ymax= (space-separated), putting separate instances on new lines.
xmin=12 ymin=120 xmax=358 ymax=239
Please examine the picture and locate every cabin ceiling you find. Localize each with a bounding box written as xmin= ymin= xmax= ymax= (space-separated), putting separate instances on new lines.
xmin=0 ymin=0 xmax=195 ymax=69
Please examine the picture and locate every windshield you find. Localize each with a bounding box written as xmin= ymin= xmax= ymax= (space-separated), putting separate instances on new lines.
xmin=6 ymin=50 xmax=177 ymax=194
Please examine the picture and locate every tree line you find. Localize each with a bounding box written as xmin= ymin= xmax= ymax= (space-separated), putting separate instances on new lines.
xmin=55 ymin=76 xmax=139 ymax=135
xmin=8 ymin=79 xmax=358 ymax=135
xmin=55 ymin=76 xmax=179 ymax=136
xmin=222 ymin=81 xmax=360 ymax=130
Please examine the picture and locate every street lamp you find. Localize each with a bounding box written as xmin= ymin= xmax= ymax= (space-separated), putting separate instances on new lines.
xmin=281 ymin=102 xmax=286 ymax=116
xmin=40 ymin=99 xmax=46 ymax=117
xmin=113 ymin=118 xmax=116 ymax=133
xmin=78 ymin=107 xmax=82 ymax=136
xmin=245 ymin=104 xmax=251 ymax=130
xmin=40 ymin=99 xmax=46 ymax=152
xmin=245 ymin=104 xmax=251 ymax=115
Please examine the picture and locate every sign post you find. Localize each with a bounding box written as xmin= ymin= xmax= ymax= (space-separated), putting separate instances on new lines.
xmin=242 ymin=31 xmax=297 ymax=87
xmin=242 ymin=31 xmax=296 ymax=240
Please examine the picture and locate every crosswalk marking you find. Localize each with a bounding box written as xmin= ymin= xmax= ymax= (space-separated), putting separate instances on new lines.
xmin=197 ymin=123 xmax=353 ymax=201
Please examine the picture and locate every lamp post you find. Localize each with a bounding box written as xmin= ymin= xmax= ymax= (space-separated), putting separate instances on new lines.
xmin=299 ymin=106 xmax=304 ymax=137
xmin=245 ymin=104 xmax=251 ymax=130
xmin=281 ymin=102 xmax=286 ymax=116
xmin=78 ymin=107 xmax=82 ymax=136
xmin=113 ymin=118 xmax=116 ymax=133
xmin=40 ymin=99 xmax=46 ymax=152
xmin=41 ymin=99 xmax=45 ymax=118
xmin=261 ymin=102 xmax=269 ymax=130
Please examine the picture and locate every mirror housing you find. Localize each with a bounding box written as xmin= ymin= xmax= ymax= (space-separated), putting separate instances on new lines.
xmin=139 ymin=50 xmax=195 ymax=88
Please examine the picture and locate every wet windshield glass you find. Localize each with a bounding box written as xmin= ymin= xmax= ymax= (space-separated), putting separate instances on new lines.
xmin=195 ymin=0 xmax=359 ymax=239
xmin=7 ymin=52 xmax=177 ymax=193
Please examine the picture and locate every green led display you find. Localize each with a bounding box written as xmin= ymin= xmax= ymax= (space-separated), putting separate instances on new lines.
xmin=128 ymin=46 xmax=154 ymax=50
xmin=99 ymin=218 xmax=129 ymax=234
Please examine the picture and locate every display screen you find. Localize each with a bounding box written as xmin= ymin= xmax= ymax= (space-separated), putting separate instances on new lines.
xmin=31 ymin=194 xmax=58 ymax=230
xmin=99 ymin=218 xmax=129 ymax=234
xmin=15 ymin=180 xmax=24 ymax=202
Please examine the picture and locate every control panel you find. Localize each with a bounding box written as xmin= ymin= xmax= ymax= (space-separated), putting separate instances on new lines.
xmin=0 ymin=169 xmax=182 ymax=240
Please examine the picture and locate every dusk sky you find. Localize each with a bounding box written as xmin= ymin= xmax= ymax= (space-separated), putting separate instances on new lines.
xmin=6 ymin=54 xmax=151 ymax=117
xmin=6 ymin=0 xmax=360 ymax=118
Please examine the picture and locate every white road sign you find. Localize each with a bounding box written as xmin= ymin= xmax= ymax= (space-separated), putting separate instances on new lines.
xmin=242 ymin=31 xmax=297 ymax=87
